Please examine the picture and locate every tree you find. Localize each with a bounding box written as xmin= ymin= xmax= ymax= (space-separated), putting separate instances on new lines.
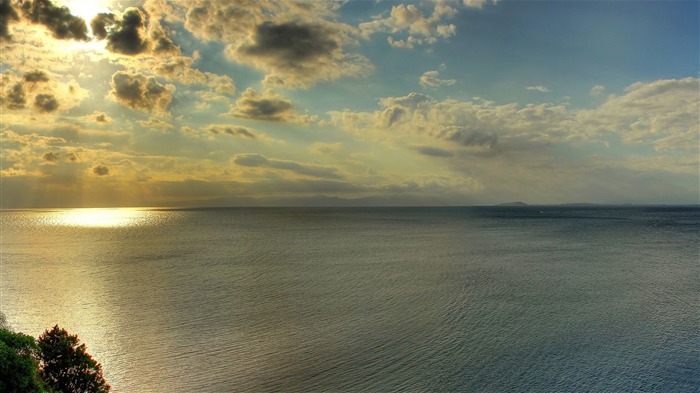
xmin=0 ymin=316 xmax=45 ymax=393
xmin=37 ymin=325 xmax=110 ymax=393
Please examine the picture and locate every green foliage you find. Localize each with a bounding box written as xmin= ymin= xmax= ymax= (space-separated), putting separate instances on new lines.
xmin=0 ymin=327 xmax=46 ymax=393
xmin=0 ymin=313 xmax=110 ymax=393
xmin=37 ymin=325 xmax=110 ymax=393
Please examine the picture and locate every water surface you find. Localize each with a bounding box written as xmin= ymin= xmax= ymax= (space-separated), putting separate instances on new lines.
xmin=1 ymin=207 xmax=698 ymax=392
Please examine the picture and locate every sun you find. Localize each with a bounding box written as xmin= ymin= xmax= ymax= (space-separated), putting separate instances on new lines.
xmin=59 ymin=0 xmax=112 ymax=26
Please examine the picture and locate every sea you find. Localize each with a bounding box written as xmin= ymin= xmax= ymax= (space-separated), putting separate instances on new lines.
xmin=1 ymin=206 xmax=698 ymax=392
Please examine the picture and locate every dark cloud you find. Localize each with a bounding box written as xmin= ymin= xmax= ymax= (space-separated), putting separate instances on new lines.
xmin=205 ymin=125 xmax=256 ymax=139
xmin=89 ymin=12 xmax=116 ymax=39
xmin=20 ymin=0 xmax=88 ymax=40
xmin=435 ymin=127 xmax=498 ymax=148
xmin=92 ymin=165 xmax=109 ymax=176
xmin=110 ymin=71 xmax=173 ymax=113
xmin=104 ymin=7 xmax=148 ymax=55
xmin=34 ymin=93 xmax=59 ymax=112
xmin=269 ymin=160 xmax=341 ymax=179
xmin=43 ymin=151 xmax=59 ymax=162
xmin=138 ymin=118 xmax=172 ymax=129
xmin=5 ymin=82 xmax=26 ymax=109
xmin=239 ymin=21 xmax=339 ymax=63
xmin=23 ymin=70 xmax=50 ymax=82
xmin=233 ymin=153 xmax=269 ymax=167
xmin=229 ymin=88 xmax=293 ymax=122
xmin=382 ymin=106 xmax=405 ymax=127
xmin=234 ymin=153 xmax=341 ymax=179
xmin=0 ymin=0 xmax=20 ymax=41
xmin=229 ymin=20 xmax=370 ymax=88
xmin=66 ymin=152 xmax=78 ymax=161
xmin=91 ymin=8 xmax=177 ymax=55
xmin=95 ymin=113 xmax=110 ymax=123
xmin=412 ymin=145 xmax=454 ymax=157
xmin=150 ymin=27 xmax=178 ymax=54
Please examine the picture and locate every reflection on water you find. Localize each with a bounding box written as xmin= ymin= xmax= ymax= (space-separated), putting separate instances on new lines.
xmin=43 ymin=208 xmax=153 ymax=228
xmin=1 ymin=207 xmax=698 ymax=392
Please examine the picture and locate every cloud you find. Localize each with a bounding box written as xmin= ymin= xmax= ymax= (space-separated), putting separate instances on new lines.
xmin=43 ymin=151 xmax=59 ymax=162
xmin=1 ymin=71 xmax=88 ymax=115
xmin=229 ymin=88 xmax=309 ymax=122
xmin=590 ymin=84 xmax=605 ymax=96
xmin=419 ymin=70 xmax=457 ymax=88
xmin=329 ymin=92 xmax=571 ymax=152
xmin=92 ymin=165 xmax=110 ymax=176
xmin=463 ymin=0 xmax=500 ymax=9
xmin=23 ymin=70 xmax=49 ymax=82
xmin=95 ymin=112 xmax=111 ymax=123
xmin=204 ymin=125 xmax=256 ymax=139
xmin=525 ymin=85 xmax=551 ymax=93
xmin=34 ymin=93 xmax=58 ymax=112
xmin=20 ymin=0 xmax=88 ymax=40
xmin=234 ymin=153 xmax=342 ymax=179
xmin=109 ymin=71 xmax=174 ymax=114
xmin=96 ymin=8 xmax=147 ymax=54
xmin=232 ymin=153 xmax=269 ymax=167
xmin=181 ymin=0 xmax=264 ymax=42
xmin=228 ymin=20 xmax=370 ymax=88
xmin=89 ymin=12 xmax=116 ymax=39
xmin=138 ymin=118 xmax=173 ymax=129
xmin=0 ymin=0 xmax=20 ymax=41
xmin=144 ymin=56 xmax=235 ymax=94
xmin=163 ymin=0 xmax=368 ymax=88
xmin=434 ymin=127 xmax=498 ymax=148
xmin=411 ymin=145 xmax=454 ymax=157
xmin=240 ymin=21 xmax=338 ymax=63
xmin=149 ymin=22 xmax=179 ymax=55
xmin=5 ymin=82 xmax=26 ymax=109
xmin=577 ymin=77 xmax=699 ymax=152
xmin=90 ymin=7 xmax=178 ymax=55
xmin=330 ymin=78 xmax=698 ymax=189
xmin=360 ymin=2 xmax=459 ymax=48
xmin=311 ymin=142 xmax=342 ymax=154
xmin=178 ymin=0 xmax=341 ymax=42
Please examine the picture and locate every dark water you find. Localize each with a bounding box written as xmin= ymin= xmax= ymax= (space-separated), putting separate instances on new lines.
xmin=1 ymin=206 xmax=699 ymax=392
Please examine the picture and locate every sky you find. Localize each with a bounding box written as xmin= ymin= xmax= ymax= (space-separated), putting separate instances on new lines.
xmin=1 ymin=0 xmax=698 ymax=208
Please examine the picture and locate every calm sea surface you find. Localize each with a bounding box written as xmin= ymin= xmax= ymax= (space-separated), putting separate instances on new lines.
xmin=1 ymin=207 xmax=698 ymax=392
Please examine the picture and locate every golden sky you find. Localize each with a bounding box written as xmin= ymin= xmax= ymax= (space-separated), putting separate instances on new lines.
xmin=1 ymin=0 xmax=698 ymax=207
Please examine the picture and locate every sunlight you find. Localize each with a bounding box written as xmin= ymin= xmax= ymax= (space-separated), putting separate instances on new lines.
xmin=52 ymin=208 xmax=149 ymax=228
xmin=59 ymin=0 xmax=112 ymax=27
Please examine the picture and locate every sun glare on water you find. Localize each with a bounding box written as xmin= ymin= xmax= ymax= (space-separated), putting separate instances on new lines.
xmin=51 ymin=208 xmax=150 ymax=228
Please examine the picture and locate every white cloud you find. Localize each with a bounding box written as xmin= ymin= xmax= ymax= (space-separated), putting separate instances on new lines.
xmin=329 ymin=92 xmax=572 ymax=150
xmin=419 ymin=70 xmax=457 ymax=88
xmin=577 ymin=77 xmax=699 ymax=153
xmin=525 ymin=85 xmax=551 ymax=93
xmin=360 ymin=2 xmax=458 ymax=48
xmin=330 ymin=78 xmax=699 ymax=177
xmin=463 ymin=0 xmax=500 ymax=9
xmin=590 ymin=84 xmax=605 ymax=96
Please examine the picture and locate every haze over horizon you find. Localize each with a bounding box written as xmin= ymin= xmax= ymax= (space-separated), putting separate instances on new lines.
xmin=1 ymin=0 xmax=698 ymax=208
